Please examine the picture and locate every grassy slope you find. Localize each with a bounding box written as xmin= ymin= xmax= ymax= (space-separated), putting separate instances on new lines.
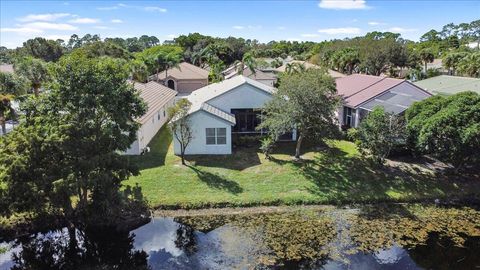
xmin=124 ymin=127 xmax=480 ymax=209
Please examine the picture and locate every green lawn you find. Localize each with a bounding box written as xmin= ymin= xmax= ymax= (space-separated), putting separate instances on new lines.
xmin=124 ymin=127 xmax=480 ymax=209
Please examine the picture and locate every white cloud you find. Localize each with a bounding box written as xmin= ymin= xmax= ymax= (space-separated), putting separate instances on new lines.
xmin=301 ymin=33 xmax=321 ymax=38
xmin=111 ymin=19 xmax=123 ymax=23
xmin=233 ymin=26 xmax=245 ymax=30
xmin=22 ymin=22 xmax=78 ymax=31
xmin=277 ymin=26 xmax=286 ymax=30
xmin=166 ymin=34 xmax=178 ymax=39
xmin=318 ymin=27 xmax=361 ymax=34
xmin=368 ymin=21 xmax=380 ymax=25
xmin=68 ymin=17 xmax=100 ymax=24
xmin=17 ymin=13 xmax=71 ymax=22
xmin=0 ymin=27 xmax=44 ymax=34
xmin=318 ymin=0 xmax=369 ymax=10
xmin=386 ymin=27 xmax=417 ymax=33
xmin=97 ymin=3 xmax=167 ymax=13
xmin=143 ymin=6 xmax=167 ymax=12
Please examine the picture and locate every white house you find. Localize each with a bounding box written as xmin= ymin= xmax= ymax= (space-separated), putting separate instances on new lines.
xmin=173 ymin=75 xmax=294 ymax=155
xmin=126 ymin=81 xmax=177 ymax=155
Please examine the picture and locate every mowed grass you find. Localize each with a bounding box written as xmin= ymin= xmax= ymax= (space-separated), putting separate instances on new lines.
xmin=124 ymin=127 xmax=480 ymax=209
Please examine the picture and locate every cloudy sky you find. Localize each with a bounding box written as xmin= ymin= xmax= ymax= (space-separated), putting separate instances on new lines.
xmin=1 ymin=0 xmax=479 ymax=48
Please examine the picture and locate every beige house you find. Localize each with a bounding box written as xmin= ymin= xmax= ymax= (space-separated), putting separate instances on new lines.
xmin=126 ymin=81 xmax=177 ymax=155
xmin=150 ymin=62 xmax=209 ymax=95
xmin=224 ymin=66 xmax=277 ymax=87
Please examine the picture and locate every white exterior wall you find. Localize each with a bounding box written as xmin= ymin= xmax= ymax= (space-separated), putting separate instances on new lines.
xmin=173 ymin=111 xmax=232 ymax=155
xmin=125 ymin=98 xmax=176 ymax=155
xmin=208 ymin=84 xmax=272 ymax=112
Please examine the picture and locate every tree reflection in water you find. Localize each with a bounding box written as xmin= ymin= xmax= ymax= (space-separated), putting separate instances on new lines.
xmin=10 ymin=227 xmax=149 ymax=270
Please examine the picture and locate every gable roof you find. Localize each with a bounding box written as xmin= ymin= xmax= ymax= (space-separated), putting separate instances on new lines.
xmin=134 ymin=81 xmax=178 ymax=124
xmin=336 ymin=74 xmax=408 ymax=108
xmin=152 ymin=62 xmax=209 ymax=81
xmin=185 ymin=75 xmax=274 ymax=124
xmin=413 ymin=75 xmax=480 ymax=95
xmin=224 ymin=67 xmax=277 ymax=81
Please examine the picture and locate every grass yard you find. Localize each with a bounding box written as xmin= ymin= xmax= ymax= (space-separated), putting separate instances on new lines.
xmin=124 ymin=127 xmax=480 ymax=209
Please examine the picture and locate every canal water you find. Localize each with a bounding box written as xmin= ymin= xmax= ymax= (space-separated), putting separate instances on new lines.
xmin=1 ymin=204 xmax=479 ymax=269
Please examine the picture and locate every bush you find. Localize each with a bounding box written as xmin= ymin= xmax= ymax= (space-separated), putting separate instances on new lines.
xmin=346 ymin=128 xmax=359 ymax=143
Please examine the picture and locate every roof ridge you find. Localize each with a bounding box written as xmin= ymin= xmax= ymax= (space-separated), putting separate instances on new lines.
xmin=344 ymin=76 xmax=389 ymax=99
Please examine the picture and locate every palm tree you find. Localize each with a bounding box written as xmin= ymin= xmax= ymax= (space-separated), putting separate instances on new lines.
xmin=129 ymin=59 xmax=149 ymax=83
xmin=0 ymin=94 xmax=15 ymax=135
xmin=419 ymin=49 xmax=435 ymax=73
xmin=443 ymin=52 xmax=468 ymax=76
xmin=457 ymin=52 xmax=480 ymax=77
xmin=14 ymin=56 xmax=50 ymax=97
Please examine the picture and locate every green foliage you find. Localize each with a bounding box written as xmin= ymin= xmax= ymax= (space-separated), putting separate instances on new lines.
xmin=20 ymin=37 xmax=64 ymax=62
xmin=259 ymin=69 xmax=340 ymax=158
xmin=168 ymin=98 xmax=193 ymax=165
xmin=14 ymin=56 xmax=50 ymax=96
xmin=259 ymin=136 xmax=275 ymax=160
xmin=457 ymin=52 xmax=480 ymax=77
xmin=135 ymin=45 xmax=183 ymax=77
xmin=70 ymin=41 xmax=132 ymax=60
xmin=0 ymin=72 xmax=29 ymax=96
xmin=406 ymin=92 xmax=480 ymax=169
xmin=0 ymin=54 xmax=148 ymax=224
xmin=357 ymin=107 xmax=406 ymax=164
xmin=346 ymin=128 xmax=359 ymax=143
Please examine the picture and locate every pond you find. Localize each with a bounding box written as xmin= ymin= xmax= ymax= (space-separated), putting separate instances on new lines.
xmin=1 ymin=204 xmax=479 ymax=269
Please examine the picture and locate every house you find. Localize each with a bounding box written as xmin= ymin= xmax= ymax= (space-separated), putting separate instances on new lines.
xmin=173 ymin=75 xmax=295 ymax=155
xmin=275 ymin=60 xmax=346 ymax=78
xmin=126 ymin=81 xmax=177 ymax=155
xmin=149 ymin=62 xmax=209 ymax=95
xmin=224 ymin=66 xmax=277 ymax=87
xmin=413 ymin=75 xmax=480 ymax=95
xmin=336 ymin=74 xmax=432 ymax=129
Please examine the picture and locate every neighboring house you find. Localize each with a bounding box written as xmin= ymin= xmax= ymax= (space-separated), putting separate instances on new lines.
xmin=413 ymin=75 xmax=480 ymax=95
xmin=275 ymin=60 xmax=346 ymax=78
xmin=224 ymin=66 xmax=277 ymax=87
xmin=126 ymin=81 xmax=177 ymax=155
xmin=149 ymin=62 xmax=209 ymax=95
xmin=425 ymin=59 xmax=448 ymax=74
xmin=173 ymin=75 xmax=295 ymax=155
xmin=0 ymin=64 xmax=14 ymax=74
xmin=336 ymin=74 xmax=432 ymax=129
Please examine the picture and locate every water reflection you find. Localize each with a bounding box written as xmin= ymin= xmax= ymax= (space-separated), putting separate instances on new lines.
xmin=1 ymin=205 xmax=480 ymax=270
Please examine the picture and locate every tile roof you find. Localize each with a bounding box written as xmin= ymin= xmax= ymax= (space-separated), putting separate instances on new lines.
xmin=275 ymin=60 xmax=346 ymax=78
xmin=200 ymin=103 xmax=236 ymax=124
xmin=413 ymin=75 xmax=480 ymax=95
xmin=224 ymin=67 xmax=277 ymax=81
xmin=134 ymin=81 xmax=177 ymax=124
xmin=151 ymin=62 xmax=209 ymax=81
xmin=335 ymin=74 xmax=405 ymax=108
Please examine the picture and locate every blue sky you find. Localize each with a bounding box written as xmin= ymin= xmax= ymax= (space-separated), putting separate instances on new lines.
xmin=1 ymin=0 xmax=479 ymax=48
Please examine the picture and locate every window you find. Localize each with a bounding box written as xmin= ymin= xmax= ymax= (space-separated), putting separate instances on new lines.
xmin=343 ymin=107 xmax=356 ymax=127
xmin=163 ymin=110 xmax=166 ymax=117
xmin=158 ymin=111 xmax=161 ymax=120
xmin=167 ymin=79 xmax=175 ymax=90
xmin=206 ymin=128 xmax=227 ymax=145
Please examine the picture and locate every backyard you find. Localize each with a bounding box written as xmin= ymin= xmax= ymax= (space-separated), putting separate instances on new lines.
xmin=125 ymin=127 xmax=480 ymax=209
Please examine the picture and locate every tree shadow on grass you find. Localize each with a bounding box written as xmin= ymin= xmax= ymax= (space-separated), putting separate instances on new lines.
xmin=128 ymin=126 xmax=172 ymax=171
xmin=187 ymin=165 xmax=243 ymax=194
xmin=186 ymin=146 xmax=261 ymax=171
xmin=276 ymin=144 xmax=471 ymax=204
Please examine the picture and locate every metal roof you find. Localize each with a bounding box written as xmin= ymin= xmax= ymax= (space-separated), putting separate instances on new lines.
xmin=200 ymin=103 xmax=236 ymax=124
xmin=134 ymin=81 xmax=178 ymax=124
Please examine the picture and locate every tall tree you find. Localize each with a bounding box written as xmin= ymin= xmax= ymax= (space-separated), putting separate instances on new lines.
xmin=14 ymin=56 xmax=50 ymax=96
xmin=259 ymin=69 xmax=340 ymax=159
xmin=443 ymin=51 xmax=468 ymax=75
xmin=457 ymin=52 xmax=480 ymax=77
xmin=0 ymin=55 xmax=148 ymax=223
xmin=406 ymin=92 xmax=480 ymax=171
xmin=419 ymin=48 xmax=435 ymax=73
xmin=21 ymin=37 xmax=64 ymax=62
xmin=168 ymin=99 xmax=193 ymax=165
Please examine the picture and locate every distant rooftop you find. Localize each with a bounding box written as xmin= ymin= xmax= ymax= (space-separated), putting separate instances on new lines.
xmin=150 ymin=62 xmax=209 ymax=81
xmin=413 ymin=75 xmax=480 ymax=95
xmin=0 ymin=64 xmax=14 ymax=74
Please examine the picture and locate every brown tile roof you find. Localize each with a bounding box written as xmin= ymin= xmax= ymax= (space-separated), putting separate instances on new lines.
xmin=336 ymin=74 xmax=405 ymax=108
xmin=153 ymin=62 xmax=209 ymax=80
xmin=225 ymin=67 xmax=277 ymax=80
xmin=134 ymin=81 xmax=177 ymax=124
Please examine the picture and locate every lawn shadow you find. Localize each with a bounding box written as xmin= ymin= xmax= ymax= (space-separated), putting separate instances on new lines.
xmin=185 ymin=146 xmax=261 ymax=171
xmin=128 ymin=126 xmax=171 ymax=171
xmin=188 ymin=165 xmax=243 ymax=194
xmin=276 ymin=143 xmax=462 ymax=204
